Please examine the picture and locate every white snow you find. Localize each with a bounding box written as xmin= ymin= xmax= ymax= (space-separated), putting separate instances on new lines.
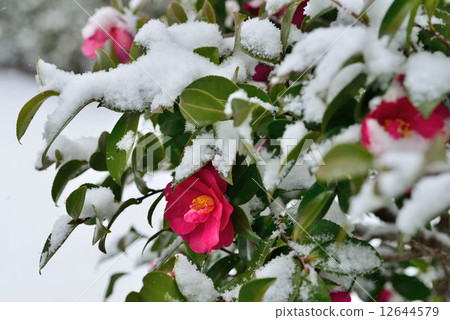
xmin=81 ymin=6 xmax=136 ymax=39
xmin=255 ymin=254 xmax=296 ymax=301
xmin=240 ymin=18 xmax=282 ymax=61
xmin=280 ymin=121 xmax=308 ymax=158
xmin=376 ymin=151 xmax=424 ymax=198
xmin=276 ymin=26 xmax=403 ymax=122
xmin=78 ymin=187 xmax=120 ymax=220
xmin=404 ymin=52 xmax=450 ymax=109
xmin=212 ymin=120 xmax=239 ymax=178
xmin=37 ymin=19 xmax=258 ymax=144
xmin=41 ymin=135 xmax=98 ymax=166
xmin=174 ymin=132 xmax=217 ymax=182
xmin=316 ymin=239 xmax=382 ymax=275
xmin=116 ymin=130 xmax=135 ymax=151
xmin=266 ymin=0 xmax=292 ymax=15
xmin=397 ymin=172 xmax=450 ymax=236
xmin=173 ymin=254 xmax=218 ymax=302
xmin=40 ymin=215 xmax=74 ymax=269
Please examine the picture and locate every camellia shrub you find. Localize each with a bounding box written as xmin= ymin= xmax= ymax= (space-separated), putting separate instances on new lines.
xmin=16 ymin=0 xmax=450 ymax=302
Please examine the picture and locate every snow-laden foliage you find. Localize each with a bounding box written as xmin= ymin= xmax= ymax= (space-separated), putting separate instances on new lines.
xmin=16 ymin=0 xmax=450 ymax=302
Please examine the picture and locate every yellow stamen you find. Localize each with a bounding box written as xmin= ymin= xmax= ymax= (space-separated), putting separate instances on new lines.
xmin=191 ymin=195 xmax=215 ymax=214
xmin=384 ymin=118 xmax=411 ymax=138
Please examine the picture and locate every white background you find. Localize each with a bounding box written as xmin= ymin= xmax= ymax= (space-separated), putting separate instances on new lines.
xmin=0 ymin=69 xmax=170 ymax=301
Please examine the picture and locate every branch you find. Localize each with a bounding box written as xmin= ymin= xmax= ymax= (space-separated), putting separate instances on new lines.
xmin=415 ymin=23 xmax=450 ymax=50
xmin=329 ymin=0 xmax=369 ymax=25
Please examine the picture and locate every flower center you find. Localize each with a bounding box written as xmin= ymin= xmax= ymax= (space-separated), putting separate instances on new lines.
xmin=190 ymin=195 xmax=215 ymax=214
xmin=384 ymin=118 xmax=411 ymax=139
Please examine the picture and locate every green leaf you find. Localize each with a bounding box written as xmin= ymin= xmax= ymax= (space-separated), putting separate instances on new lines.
xmin=193 ymin=46 xmax=220 ymax=65
xmin=425 ymin=0 xmax=440 ymax=20
xmin=41 ymin=99 xmax=96 ymax=168
xmin=227 ymin=164 xmax=261 ymax=205
xmin=379 ymin=0 xmax=421 ymax=39
xmin=309 ymin=238 xmax=382 ymax=276
xmin=106 ymin=112 xmax=140 ymax=185
xmin=238 ymin=278 xmax=276 ymax=302
xmin=184 ymin=242 xmax=208 ymax=266
xmin=231 ymin=206 xmax=260 ymax=242
xmin=220 ymin=236 xmax=276 ymax=292
xmin=148 ymin=192 xmax=165 ymax=228
xmin=392 ymin=274 xmax=431 ymax=301
xmin=51 ymin=160 xmax=88 ymax=204
xmin=16 ymin=90 xmax=59 ymax=142
xmin=315 ymin=143 xmax=374 ymax=184
xmin=206 ymin=254 xmax=240 ymax=286
xmin=158 ymin=110 xmax=186 ymax=136
xmin=105 ymin=272 xmax=127 ymax=300
xmin=39 ymin=218 xmax=78 ymax=272
xmin=93 ymin=49 xmax=117 ymax=72
xmin=142 ymin=229 xmax=172 ymax=255
xmin=92 ymin=218 xmax=111 ymax=245
xmin=196 ymin=0 xmax=216 ymax=23
xmin=167 ymin=1 xmax=188 ymax=25
xmin=237 ymin=83 xmax=272 ymax=103
xmin=406 ymin=1 xmax=420 ymax=54
xmin=65 ymin=186 xmax=87 ymax=220
xmin=281 ymin=1 xmax=303 ymax=52
xmin=231 ymin=98 xmax=259 ymax=127
xmin=136 ymin=271 xmax=186 ymax=302
xmin=89 ymin=151 xmax=107 ymax=171
xmin=125 ymin=291 xmax=141 ymax=302
xmin=164 ymin=132 xmax=191 ymax=166
xmin=298 ymin=271 xmax=331 ymax=302
xmin=292 ymin=183 xmax=335 ymax=241
xmin=322 ymin=73 xmax=367 ymax=132
xmin=180 ymin=88 xmax=228 ymax=126
xmin=132 ymin=132 xmax=166 ymax=174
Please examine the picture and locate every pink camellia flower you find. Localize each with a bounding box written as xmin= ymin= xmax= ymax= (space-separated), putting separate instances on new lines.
xmin=81 ymin=7 xmax=135 ymax=63
xmin=252 ymin=63 xmax=273 ymax=82
xmin=330 ymin=291 xmax=352 ymax=302
xmin=362 ymin=97 xmax=450 ymax=154
xmin=376 ymin=288 xmax=392 ymax=302
xmin=164 ymin=164 xmax=234 ymax=253
xmin=242 ymin=0 xmax=266 ymax=17
xmin=292 ymin=1 xmax=308 ymax=29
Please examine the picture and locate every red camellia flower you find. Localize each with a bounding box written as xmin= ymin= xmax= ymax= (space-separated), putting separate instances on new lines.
xmin=164 ymin=164 xmax=234 ymax=253
xmin=376 ymin=288 xmax=392 ymax=302
xmin=362 ymin=97 xmax=450 ymax=153
xmin=81 ymin=7 xmax=134 ymax=63
xmin=252 ymin=63 xmax=273 ymax=82
xmin=330 ymin=291 xmax=352 ymax=302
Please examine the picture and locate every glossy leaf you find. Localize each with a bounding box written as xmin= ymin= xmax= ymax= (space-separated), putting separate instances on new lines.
xmin=106 ymin=112 xmax=140 ymax=185
xmin=16 ymin=90 xmax=59 ymax=142
xmin=167 ymin=1 xmax=188 ymax=25
xmin=315 ymin=143 xmax=374 ymax=184
xmin=148 ymin=192 xmax=165 ymax=228
xmin=309 ymin=238 xmax=382 ymax=276
xmin=105 ymin=272 xmax=127 ymax=300
xmin=93 ymin=49 xmax=117 ymax=72
xmin=65 ymin=186 xmax=87 ymax=220
xmin=238 ymin=278 xmax=276 ymax=302
xmin=51 ymin=160 xmax=88 ymax=204
xmin=379 ymin=0 xmax=421 ymax=38
xmin=227 ymin=164 xmax=261 ymax=205
xmin=206 ymin=254 xmax=240 ymax=286
xmin=292 ymin=183 xmax=335 ymax=241
xmin=193 ymin=46 xmax=220 ymax=65
xmin=231 ymin=206 xmax=260 ymax=242
xmin=392 ymin=274 xmax=431 ymax=301
xmin=134 ymin=271 xmax=186 ymax=302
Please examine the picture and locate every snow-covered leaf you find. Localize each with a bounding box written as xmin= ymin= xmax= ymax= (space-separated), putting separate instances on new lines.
xmin=379 ymin=0 xmax=421 ymax=39
xmin=16 ymin=90 xmax=59 ymax=143
xmin=238 ymin=278 xmax=276 ymax=302
xmin=39 ymin=216 xmax=77 ymax=272
xmin=315 ymin=143 xmax=374 ymax=184
xmin=130 ymin=271 xmax=186 ymax=302
xmin=106 ymin=112 xmax=140 ymax=185
xmin=310 ymin=238 xmax=382 ymax=276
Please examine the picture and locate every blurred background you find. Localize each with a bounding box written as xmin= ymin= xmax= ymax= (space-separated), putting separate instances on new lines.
xmin=0 ymin=0 xmax=172 ymax=301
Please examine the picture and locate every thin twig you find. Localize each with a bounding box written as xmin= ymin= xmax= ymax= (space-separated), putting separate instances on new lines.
xmin=415 ymin=23 xmax=450 ymax=50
